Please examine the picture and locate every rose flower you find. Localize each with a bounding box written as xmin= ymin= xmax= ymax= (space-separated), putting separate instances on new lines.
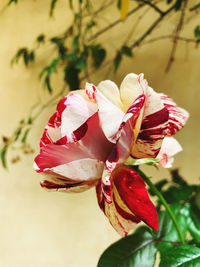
xmin=34 ymin=73 xmax=188 ymax=236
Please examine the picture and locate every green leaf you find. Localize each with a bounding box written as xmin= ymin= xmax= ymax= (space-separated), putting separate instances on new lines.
xmin=162 ymin=185 xmax=194 ymax=204
xmin=68 ymin=0 xmax=73 ymax=9
xmin=149 ymin=179 xmax=168 ymax=196
xmin=44 ymin=76 xmax=52 ymax=94
xmin=114 ymin=52 xmax=122 ymax=72
xmin=14 ymin=127 xmax=22 ymax=141
xmin=8 ymin=0 xmax=18 ymax=5
xmin=155 ymin=210 xmax=173 ymax=239
xmin=29 ymin=51 xmax=35 ymax=62
xmin=171 ymin=169 xmax=187 ymax=186
xmin=21 ymin=128 xmax=30 ymax=144
xmin=121 ymin=45 xmax=133 ymax=57
xmin=117 ymin=0 xmax=121 ymax=9
xmin=133 ymin=158 xmax=160 ymax=166
xmin=72 ymin=35 xmax=79 ymax=52
xmin=166 ymin=0 xmax=173 ymax=4
xmin=64 ymin=53 xmax=77 ymax=61
xmin=36 ymin=34 xmax=45 ymax=44
xmin=91 ymin=45 xmax=106 ymax=68
xmin=50 ymin=0 xmax=58 ymax=17
xmin=194 ymin=25 xmax=200 ymax=39
xmin=64 ymin=65 xmax=80 ymax=90
xmin=98 ymin=227 xmax=157 ymax=267
xmin=174 ymin=0 xmax=184 ymax=11
xmin=75 ymin=58 xmax=86 ymax=70
xmin=160 ymin=245 xmax=200 ymax=267
xmin=0 ymin=145 xmax=8 ymax=168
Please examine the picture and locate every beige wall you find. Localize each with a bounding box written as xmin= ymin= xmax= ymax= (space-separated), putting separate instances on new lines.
xmin=0 ymin=1 xmax=199 ymax=267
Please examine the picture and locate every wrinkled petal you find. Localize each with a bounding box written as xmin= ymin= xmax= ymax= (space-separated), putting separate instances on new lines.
xmin=132 ymin=87 xmax=169 ymax=158
xmin=96 ymin=166 xmax=158 ymax=236
xmin=158 ymin=137 xmax=182 ymax=168
xmin=85 ymin=82 xmax=125 ymax=143
xmin=160 ymin=94 xmax=189 ymax=136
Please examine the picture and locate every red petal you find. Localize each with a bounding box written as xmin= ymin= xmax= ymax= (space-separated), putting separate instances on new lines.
xmin=113 ymin=166 xmax=158 ymax=230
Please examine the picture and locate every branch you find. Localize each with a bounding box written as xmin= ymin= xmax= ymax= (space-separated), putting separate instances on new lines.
xmin=189 ymin=3 xmax=200 ymax=12
xmin=165 ymin=0 xmax=188 ymax=72
xmin=142 ymin=35 xmax=199 ymax=45
xmin=89 ymin=4 xmax=145 ymax=41
xmin=136 ymin=0 xmax=163 ymax=15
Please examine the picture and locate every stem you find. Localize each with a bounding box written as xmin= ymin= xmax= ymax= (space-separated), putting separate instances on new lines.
xmin=137 ymin=169 xmax=185 ymax=244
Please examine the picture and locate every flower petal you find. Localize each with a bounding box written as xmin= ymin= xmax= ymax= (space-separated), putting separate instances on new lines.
xmin=160 ymin=94 xmax=189 ymax=136
xmin=132 ymin=87 xmax=169 ymax=158
xmin=158 ymin=137 xmax=182 ymax=168
xmin=120 ymin=73 xmax=148 ymax=112
xmin=85 ymin=82 xmax=125 ymax=143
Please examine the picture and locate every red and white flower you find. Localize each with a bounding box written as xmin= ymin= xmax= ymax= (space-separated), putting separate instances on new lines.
xmin=34 ymin=73 xmax=189 ymax=236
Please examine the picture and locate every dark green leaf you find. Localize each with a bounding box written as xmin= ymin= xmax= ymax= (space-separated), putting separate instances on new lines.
xmin=174 ymin=0 xmax=184 ymax=11
xmin=44 ymin=76 xmax=52 ymax=94
xmin=72 ymin=35 xmax=79 ymax=52
xmin=21 ymin=128 xmax=30 ymax=144
xmin=27 ymin=117 xmax=32 ymax=124
xmin=162 ymin=185 xmax=194 ymax=204
xmin=87 ymin=21 xmax=96 ymax=29
xmin=114 ymin=52 xmax=122 ymax=72
xmin=194 ymin=25 xmax=200 ymax=39
xmin=149 ymin=179 xmax=168 ymax=196
xmin=0 ymin=145 xmax=8 ymax=168
xmin=121 ymin=45 xmax=133 ymax=57
xmin=171 ymin=169 xmax=187 ymax=186
xmin=167 ymin=0 xmax=173 ymax=3
xmin=155 ymin=210 xmax=173 ymax=239
xmin=50 ymin=0 xmax=58 ymax=17
xmin=36 ymin=34 xmax=45 ymax=44
xmin=64 ymin=65 xmax=80 ymax=90
xmin=98 ymin=227 xmax=157 ymax=267
xmin=117 ymin=0 xmax=121 ymax=9
xmin=64 ymin=53 xmax=77 ymax=61
xmin=29 ymin=51 xmax=35 ymax=62
xmin=160 ymin=245 xmax=200 ymax=267
xmin=91 ymin=45 xmax=106 ymax=68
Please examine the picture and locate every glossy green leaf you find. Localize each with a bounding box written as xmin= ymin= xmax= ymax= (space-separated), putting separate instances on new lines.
xmin=160 ymin=245 xmax=200 ymax=267
xmin=98 ymin=227 xmax=157 ymax=267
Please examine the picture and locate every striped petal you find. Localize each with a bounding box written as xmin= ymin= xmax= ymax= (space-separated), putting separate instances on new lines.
xmin=158 ymin=137 xmax=182 ymax=168
xmin=160 ymin=94 xmax=189 ymax=136
xmin=96 ymin=166 xmax=158 ymax=236
xmin=101 ymin=94 xmax=145 ymax=203
xmin=85 ymin=82 xmax=125 ymax=143
xmin=132 ymin=87 xmax=169 ymax=158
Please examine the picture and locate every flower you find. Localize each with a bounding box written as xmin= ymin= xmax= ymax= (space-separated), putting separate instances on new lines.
xmin=34 ymin=73 xmax=189 ymax=236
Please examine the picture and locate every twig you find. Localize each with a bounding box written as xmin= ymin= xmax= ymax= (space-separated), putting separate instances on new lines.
xmin=165 ymin=0 xmax=188 ymax=72
xmin=189 ymin=3 xmax=200 ymax=12
xmin=137 ymin=0 xmax=163 ymax=15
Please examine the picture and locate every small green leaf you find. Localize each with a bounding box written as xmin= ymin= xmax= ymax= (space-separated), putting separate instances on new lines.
xmin=75 ymin=58 xmax=86 ymax=70
xmin=114 ymin=52 xmax=122 ymax=72
xmin=194 ymin=25 xmax=200 ymax=39
xmin=44 ymin=76 xmax=52 ymax=94
xmin=91 ymin=45 xmax=106 ymax=68
xmin=21 ymin=128 xmax=30 ymax=144
xmin=174 ymin=0 xmax=184 ymax=11
xmin=29 ymin=51 xmax=35 ymax=62
xmin=72 ymin=35 xmax=79 ymax=52
xmin=0 ymin=145 xmax=8 ymax=168
xmin=98 ymin=226 xmax=157 ymax=267
xmin=49 ymin=0 xmax=58 ymax=17
xmin=8 ymin=0 xmax=18 ymax=5
xmin=121 ymin=45 xmax=133 ymax=57
xmin=160 ymin=245 xmax=200 ymax=267
xmin=117 ymin=0 xmax=121 ymax=9
xmin=14 ymin=127 xmax=22 ymax=141
xmin=37 ymin=34 xmax=45 ymax=44
xmin=27 ymin=117 xmax=32 ymax=124
xmin=64 ymin=53 xmax=77 ymax=61
xmin=171 ymin=169 xmax=187 ymax=186
xmin=68 ymin=0 xmax=73 ymax=9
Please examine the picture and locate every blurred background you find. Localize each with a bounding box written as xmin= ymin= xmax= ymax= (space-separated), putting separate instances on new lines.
xmin=0 ymin=0 xmax=199 ymax=266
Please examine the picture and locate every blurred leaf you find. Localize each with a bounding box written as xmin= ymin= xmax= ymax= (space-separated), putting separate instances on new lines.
xmin=44 ymin=76 xmax=52 ymax=94
xmin=0 ymin=145 xmax=8 ymax=168
xmin=21 ymin=128 xmax=30 ymax=144
xmin=194 ymin=25 xmax=200 ymax=39
xmin=8 ymin=0 xmax=18 ymax=5
xmin=72 ymin=35 xmax=79 ymax=52
xmin=50 ymin=0 xmax=58 ymax=17
xmin=68 ymin=0 xmax=73 ymax=9
xmin=120 ymin=0 xmax=129 ymax=20
xmin=64 ymin=65 xmax=80 ymax=90
xmin=117 ymin=0 xmax=121 ymax=9
xmin=36 ymin=34 xmax=45 ymax=44
xmin=98 ymin=226 xmax=157 ymax=267
xmin=162 ymin=185 xmax=194 ymax=204
xmin=14 ymin=127 xmax=22 ymax=141
xmin=87 ymin=20 xmax=96 ymax=30
xmin=149 ymin=179 xmax=168 ymax=196
xmin=27 ymin=117 xmax=32 ymax=124
xmin=160 ymin=245 xmax=200 ymax=267
xmin=167 ymin=0 xmax=173 ymax=3
xmin=64 ymin=53 xmax=77 ymax=61
xmin=174 ymin=0 xmax=184 ymax=11
xmin=114 ymin=52 xmax=122 ymax=72
xmin=75 ymin=58 xmax=86 ymax=70
xmin=121 ymin=45 xmax=133 ymax=57
xmin=171 ymin=169 xmax=187 ymax=186
xmin=91 ymin=45 xmax=106 ymax=68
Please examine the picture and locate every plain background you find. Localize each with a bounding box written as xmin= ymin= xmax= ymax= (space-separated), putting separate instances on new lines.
xmin=0 ymin=0 xmax=199 ymax=266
